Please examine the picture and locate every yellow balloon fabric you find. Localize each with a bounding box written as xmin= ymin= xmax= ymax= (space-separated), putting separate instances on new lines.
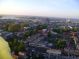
xmin=0 ymin=37 xmax=13 ymax=59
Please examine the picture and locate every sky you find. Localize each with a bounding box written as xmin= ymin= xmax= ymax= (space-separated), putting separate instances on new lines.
xmin=0 ymin=0 xmax=79 ymax=18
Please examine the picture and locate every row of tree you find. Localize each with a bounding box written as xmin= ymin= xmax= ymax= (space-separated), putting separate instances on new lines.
xmin=53 ymin=27 xmax=78 ymax=34
xmin=4 ymin=23 xmax=27 ymax=32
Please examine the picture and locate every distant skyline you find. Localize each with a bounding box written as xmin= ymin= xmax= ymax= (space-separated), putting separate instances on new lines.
xmin=0 ymin=0 xmax=79 ymax=18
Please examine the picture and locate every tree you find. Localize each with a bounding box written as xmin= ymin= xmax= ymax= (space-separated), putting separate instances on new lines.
xmin=53 ymin=28 xmax=63 ymax=34
xmin=55 ymin=39 xmax=66 ymax=49
xmin=36 ymin=24 xmax=48 ymax=30
xmin=7 ymin=23 xmax=20 ymax=32
xmin=47 ymin=31 xmax=52 ymax=37
xmin=16 ymin=40 xmax=25 ymax=51
xmin=9 ymin=39 xmax=25 ymax=52
xmin=4 ymin=23 xmax=9 ymax=31
xmin=9 ymin=39 xmax=17 ymax=51
xmin=24 ymin=31 xmax=30 ymax=37
xmin=20 ymin=23 xmax=27 ymax=30
xmin=72 ymin=27 xmax=78 ymax=32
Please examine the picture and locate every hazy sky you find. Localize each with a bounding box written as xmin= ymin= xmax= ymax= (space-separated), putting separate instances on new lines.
xmin=0 ymin=0 xmax=79 ymax=18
